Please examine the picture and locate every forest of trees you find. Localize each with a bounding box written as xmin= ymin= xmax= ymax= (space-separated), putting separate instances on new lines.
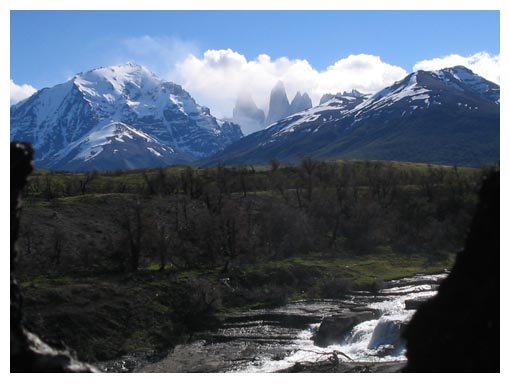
xmin=18 ymin=159 xmax=489 ymax=277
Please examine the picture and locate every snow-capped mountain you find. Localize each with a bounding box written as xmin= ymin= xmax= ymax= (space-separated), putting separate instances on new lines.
xmin=10 ymin=62 xmax=243 ymax=171
xmin=206 ymin=66 xmax=499 ymax=167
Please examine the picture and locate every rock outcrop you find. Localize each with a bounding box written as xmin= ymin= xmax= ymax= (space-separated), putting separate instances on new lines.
xmin=403 ymin=171 xmax=499 ymax=372
xmin=289 ymin=92 xmax=312 ymax=115
xmin=319 ymin=90 xmax=365 ymax=105
xmin=10 ymin=142 xmax=97 ymax=372
xmin=232 ymin=93 xmax=266 ymax=135
xmin=265 ymin=81 xmax=291 ymax=126
xmin=404 ymin=297 xmax=430 ymax=310
xmin=313 ymin=310 xmax=378 ymax=347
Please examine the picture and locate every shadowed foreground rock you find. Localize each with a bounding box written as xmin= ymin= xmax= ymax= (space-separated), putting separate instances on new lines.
xmin=403 ymin=171 xmax=499 ymax=372
xmin=10 ymin=142 xmax=97 ymax=372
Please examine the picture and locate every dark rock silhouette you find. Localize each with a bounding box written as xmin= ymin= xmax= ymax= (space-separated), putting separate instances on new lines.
xmin=10 ymin=142 xmax=97 ymax=372
xmin=403 ymin=171 xmax=499 ymax=372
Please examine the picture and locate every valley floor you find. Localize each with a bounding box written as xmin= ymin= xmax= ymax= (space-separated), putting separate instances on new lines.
xmin=15 ymin=159 xmax=480 ymax=367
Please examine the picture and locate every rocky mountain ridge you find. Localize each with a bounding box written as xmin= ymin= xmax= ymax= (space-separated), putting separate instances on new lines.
xmin=207 ymin=66 xmax=499 ymax=167
xmin=11 ymin=63 xmax=243 ymax=171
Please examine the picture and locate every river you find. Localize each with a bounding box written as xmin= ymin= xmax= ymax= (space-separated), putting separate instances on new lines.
xmin=102 ymin=272 xmax=447 ymax=372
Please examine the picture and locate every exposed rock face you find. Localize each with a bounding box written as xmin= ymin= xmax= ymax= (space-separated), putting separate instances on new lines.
xmin=10 ymin=142 xmax=97 ymax=372
xmin=403 ymin=171 xmax=500 ymax=372
xmin=319 ymin=89 xmax=365 ymax=105
xmin=313 ymin=310 xmax=378 ymax=347
xmin=319 ymin=93 xmax=335 ymax=105
xmin=232 ymin=93 xmax=266 ymax=135
xmin=289 ymin=92 xmax=312 ymax=115
xmin=265 ymin=81 xmax=291 ymax=126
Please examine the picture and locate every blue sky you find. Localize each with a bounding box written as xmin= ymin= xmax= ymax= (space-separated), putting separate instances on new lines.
xmin=10 ymin=10 xmax=500 ymax=116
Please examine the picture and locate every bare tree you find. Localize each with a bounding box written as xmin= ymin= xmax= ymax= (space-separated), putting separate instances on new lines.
xmin=299 ymin=157 xmax=318 ymax=202
xmin=150 ymin=206 xmax=180 ymax=271
xmin=79 ymin=171 xmax=98 ymax=195
xmin=269 ymin=158 xmax=281 ymax=172
xmin=119 ymin=199 xmax=145 ymax=272
xmin=51 ymin=227 xmax=64 ymax=265
xmin=237 ymin=166 xmax=249 ymax=198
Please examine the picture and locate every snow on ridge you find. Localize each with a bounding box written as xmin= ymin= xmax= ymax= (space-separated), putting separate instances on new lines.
xmin=352 ymin=73 xmax=430 ymax=116
xmin=71 ymin=63 xmax=230 ymax=135
xmin=260 ymin=65 xmax=497 ymax=140
xmin=52 ymin=121 xmax=156 ymax=163
xmin=147 ymin=147 xmax=162 ymax=157
xmin=266 ymin=93 xmax=365 ymax=136
xmin=273 ymin=114 xmax=321 ymax=137
xmin=32 ymin=81 xmax=75 ymax=126
xmin=431 ymin=66 xmax=496 ymax=96
xmin=78 ymin=63 xmax=161 ymax=94
xmin=12 ymin=62 xmax=244 ymax=170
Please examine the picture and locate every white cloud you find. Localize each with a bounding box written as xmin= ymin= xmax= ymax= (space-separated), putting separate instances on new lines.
xmin=10 ymin=79 xmax=37 ymax=105
xmin=173 ymin=49 xmax=407 ymax=118
xmin=119 ymin=35 xmax=200 ymax=77
xmin=413 ymin=52 xmax=500 ymax=84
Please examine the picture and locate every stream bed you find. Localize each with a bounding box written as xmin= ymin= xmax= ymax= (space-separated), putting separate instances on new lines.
xmin=102 ymin=272 xmax=448 ymax=372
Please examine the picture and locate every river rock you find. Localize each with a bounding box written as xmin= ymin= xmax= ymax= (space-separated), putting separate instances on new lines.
xmin=278 ymin=360 xmax=406 ymax=373
xmin=368 ymin=316 xmax=406 ymax=350
xmin=404 ymin=297 xmax=430 ymax=310
xmin=313 ymin=310 xmax=378 ymax=347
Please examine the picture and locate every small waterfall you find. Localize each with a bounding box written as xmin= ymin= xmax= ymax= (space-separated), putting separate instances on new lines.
xmin=139 ymin=273 xmax=448 ymax=372
xmin=368 ymin=315 xmax=405 ymax=350
xmin=334 ymin=278 xmax=445 ymax=362
xmin=239 ymin=274 xmax=447 ymax=371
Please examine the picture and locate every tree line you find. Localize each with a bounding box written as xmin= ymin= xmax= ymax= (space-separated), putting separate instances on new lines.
xmin=18 ymin=159 xmax=491 ymax=276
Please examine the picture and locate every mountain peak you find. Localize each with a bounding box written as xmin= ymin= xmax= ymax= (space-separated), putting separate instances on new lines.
xmin=289 ymin=91 xmax=312 ymax=115
xmin=76 ymin=62 xmax=161 ymax=89
xmin=320 ymin=89 xmax=367 ymax=105
xmin=210 ymin=67 xmax=499 ymax=168
xmin=441 ymin=65 xmax=474 ymax=75
xmin=11 ymin=63 xmax=243 ymax=170
xmin=266 ymin=81 xmax=290 ymax=125
xmin=233 ymin=92 xmax=266 ymax=135
xmin=342 ymin=89 xmax=364 ymax=98
xmin=273 ymin=80 xmax=286 ymax=91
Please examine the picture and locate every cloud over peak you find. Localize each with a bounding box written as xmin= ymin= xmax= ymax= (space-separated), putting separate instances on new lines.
xmin=113 ymin=35 xmax=500 ymax=121
xmin=413 ymin=52 xmax=499 ymax=84
xmin=174 ymin=49 xmax=407 ymax=118
xmin=10 ymin=80 xmax=37 ymax=105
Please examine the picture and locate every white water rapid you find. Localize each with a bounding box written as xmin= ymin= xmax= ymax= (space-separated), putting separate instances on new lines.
xmin=233 ymin=272 xmax=447 ymax=372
